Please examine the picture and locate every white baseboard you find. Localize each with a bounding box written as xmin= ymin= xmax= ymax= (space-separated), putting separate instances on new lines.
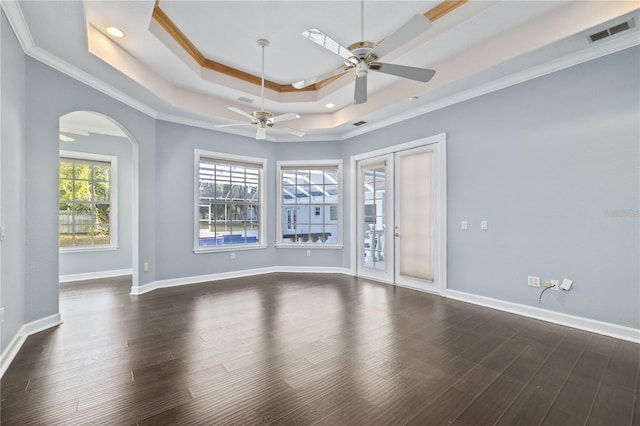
xmin=445 ymin=289 xmax=640 ymax=344
xmin=1 ymin=313 xmax=62 ymax=378
xmin=59 ymin=268 xmax=133 ymax=283
xmin=131 ymin=269 xmax=637 ymax=343
xmin=130 ymin=266 xmax=352 ymax=296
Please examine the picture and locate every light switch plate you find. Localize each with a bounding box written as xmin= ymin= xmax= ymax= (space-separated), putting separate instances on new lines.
xmin=461 ymin=221 xmax=468 ymax=230
xmin=480 ymin=220 xmax=488 ymax=230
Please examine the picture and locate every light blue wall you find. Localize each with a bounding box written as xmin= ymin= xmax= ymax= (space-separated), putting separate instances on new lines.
xmin=153 ymin=125 xmax=347 ymax=279
xmin=1 ymin=14 xmax=637 ymax=358
xmin=154 ymin=121 xmax=277 ymax=280
xmin=1 ymin=11 xmax=26 ymax=352
xmin=341 ymin=46 xmax=640 ymax=329
xmin=59 ymin=133 xmax=133 ymax=276
xmin=23 ymin=58 xmax=157 ymax=322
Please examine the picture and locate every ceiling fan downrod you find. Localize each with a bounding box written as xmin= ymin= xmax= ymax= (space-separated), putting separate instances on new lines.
xmin=257 ymin=38 xmax=269 ymax=113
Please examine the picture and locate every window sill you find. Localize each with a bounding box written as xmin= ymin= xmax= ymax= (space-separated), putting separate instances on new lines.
xmin=193 ymin=244 xmax=268 ymax=254
xmin=59 ymin=245 xmax=119 ymax=254
xmin=275 ymin=243 xmax=343 ymax=249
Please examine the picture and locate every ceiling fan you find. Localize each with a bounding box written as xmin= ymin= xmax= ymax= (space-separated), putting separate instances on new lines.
xmin=293 ymin=1 xmax=436 ymax=104
xmin=216 ymin=39 xmax=305 ymax=140
xmin=59 ymin=127 xmax=90 ymax=142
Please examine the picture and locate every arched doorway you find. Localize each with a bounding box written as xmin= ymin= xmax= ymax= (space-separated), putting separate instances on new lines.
xmin=58 ymin=111 xmax=140 ymax=288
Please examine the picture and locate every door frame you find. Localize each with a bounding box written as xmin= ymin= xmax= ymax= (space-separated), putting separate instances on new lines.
xmin=349 ymin=133 xmax=447 ymax=293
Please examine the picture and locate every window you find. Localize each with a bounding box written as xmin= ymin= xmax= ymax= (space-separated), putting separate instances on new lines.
xmin=195 ymin=150 xmax=266 ymax=252
xmin=59 ymin=152 xmax=117 ymax=250
xmin=277 ymin=161 xmax=342 ymax=246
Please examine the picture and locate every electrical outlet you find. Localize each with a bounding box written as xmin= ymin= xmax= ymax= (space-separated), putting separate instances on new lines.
xmin=143 ymin=262 xmax=149 ymax=272
xmin=461 ymin=221 xmax=468 ymax=230
xmin=550 ymin=280 xmax=560 ymax=291
xmin=561 ymin=278 xmax=573 ymax=291
xmin=480 ymin=220 xmax=488 ymax=230
xmin=306 ymin=250 xmax=311 ymax=257
xmin=528 ymin=276 xmax=540 ymax=287
xmin=231 ymin=252 xmax=236 ymax=260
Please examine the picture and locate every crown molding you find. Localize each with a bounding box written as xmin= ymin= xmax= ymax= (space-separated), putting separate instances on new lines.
xmin=151 ymin=0 xmax=468 ymax=93
xmin=2 ymin=0 xmax=159 ymax=119
xmin=3 ymin=0 xmax=638 ymax=143
xmin=1 ymin=0 xmax=34 ymax=51
xmin=342 ymin=30 xmax=640 ymax=140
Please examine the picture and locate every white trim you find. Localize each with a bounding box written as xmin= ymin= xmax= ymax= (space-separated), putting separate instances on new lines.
xmin=59 ymin=151 xmax=118 ymax=250
xmin=59 ymin=245 xmax=119 ymax=253
xmin=445 ymin=289 xmax=640 ymax=344
xmin=351 ymin=133 xmax=445 ymax=162
xmin=275 ymin=244 xmax=344 ymax=249
xmin=0 ymin=0 xmax=34 ymax=53
xmin=1 ymin=314 xmax=62 ymax=378
xmin=276 ymin=160 xmax=343 ymax=247
xmin=59 ymin=268 xmax=133 ymax=283
xmin=3 ymin=0 xmax=638 ymax=143
xmin=194 ymin=149 xmax=267 ymax=252
xmin=126 ymin=269 xmax=637 ymax=343
xmin=350 ymin=133 xmax=447 ymax=288
xmin=341 ymin=31 xmax=640 ymax=141
xmin=129 ymin=266 xmax=352 ymax=296
xmin=131 ymin=143 xmax=140 ymax=288
xmin=193 ymin=244 xmax=268 ymax=254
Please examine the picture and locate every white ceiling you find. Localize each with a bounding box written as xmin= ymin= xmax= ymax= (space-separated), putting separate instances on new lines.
xmin=4 ymin=1 xmax=639 ymax=142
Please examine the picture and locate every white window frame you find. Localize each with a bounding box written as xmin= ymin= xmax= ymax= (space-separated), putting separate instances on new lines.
xmin=276 ymin=159 xmax=343 ymax=248
xmin=59 ymin=150 xmax=118 ymax=253
xmin=194 ymin=149 xmax=267 ymax=254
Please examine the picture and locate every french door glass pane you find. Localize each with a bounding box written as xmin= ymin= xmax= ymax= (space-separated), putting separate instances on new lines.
xmin=363 ymin=164 xmax=386 ymax=271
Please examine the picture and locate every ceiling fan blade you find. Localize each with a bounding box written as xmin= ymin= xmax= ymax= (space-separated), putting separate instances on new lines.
xmin=256 ymin=127 xmax=267 ymax=140
xmin=227 ymin=106 xmax=253 ymax=119
xmin=275 ymin=125 xmax=305 ymax=137
xmin=302 ymin=28 xmax=354 ymax=61
xmin=272 ymin=112 xmax=300 ymax=123
xmin=59 ymin=134 xmax=75 ymax=142
xmin=368 ymin=14 xmax=432 ymax=61
xmin=369 ymin=63 xmax=435 ymax=82
xmin=354 ymin=73 xmax=367 ymax=104
xmin=292 ymin=66 xmax=348 ymax=89
xmin=60 ymin=127 xmax=90 ymax=136
xmin=215 ymin=123 xmax=253 ymax=128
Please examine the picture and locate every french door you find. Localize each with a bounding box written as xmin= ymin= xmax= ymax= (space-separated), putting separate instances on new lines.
xmin=355 ymin=139 xmax=445 ymax=293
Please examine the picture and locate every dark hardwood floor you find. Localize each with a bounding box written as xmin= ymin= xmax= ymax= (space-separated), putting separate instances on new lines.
xmin=1 ymin=273 xmax=638 ymax=425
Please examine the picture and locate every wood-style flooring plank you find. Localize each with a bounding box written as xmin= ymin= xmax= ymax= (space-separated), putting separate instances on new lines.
xmin=1 ymin=273 xmax=637 ymax=425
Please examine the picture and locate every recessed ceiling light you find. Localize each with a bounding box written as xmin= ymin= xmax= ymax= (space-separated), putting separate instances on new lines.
xmin=325 ymin=103 xmax=335 ymax=108
xmin=106 ymin=27 xmax=125 ymax=38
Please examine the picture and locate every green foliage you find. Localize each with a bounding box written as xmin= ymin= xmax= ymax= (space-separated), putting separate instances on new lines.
xmin=59 ymin=159 xmax=111 ymax=246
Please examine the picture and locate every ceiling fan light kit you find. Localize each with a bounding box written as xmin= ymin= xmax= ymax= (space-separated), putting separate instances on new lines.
xmin=294 ymin=2 xmax=437 ymax=105
xmin=216 ymin=39 xmax=305 ymax=140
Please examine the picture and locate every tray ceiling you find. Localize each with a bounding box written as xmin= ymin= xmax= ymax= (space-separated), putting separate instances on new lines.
xmin=3 ymin=1 xmax=639 ymax=141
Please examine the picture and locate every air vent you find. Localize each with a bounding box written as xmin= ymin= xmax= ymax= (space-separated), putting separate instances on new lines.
xmin=609 ymin=21 xmax=631 ymax=35
xmin=237 ymin=96 xmax=254 ymax=104
xmin=588 ymin=19 xmax=634 ymax=43
xmin=353 ymin=120 xmax=367 ymax=126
